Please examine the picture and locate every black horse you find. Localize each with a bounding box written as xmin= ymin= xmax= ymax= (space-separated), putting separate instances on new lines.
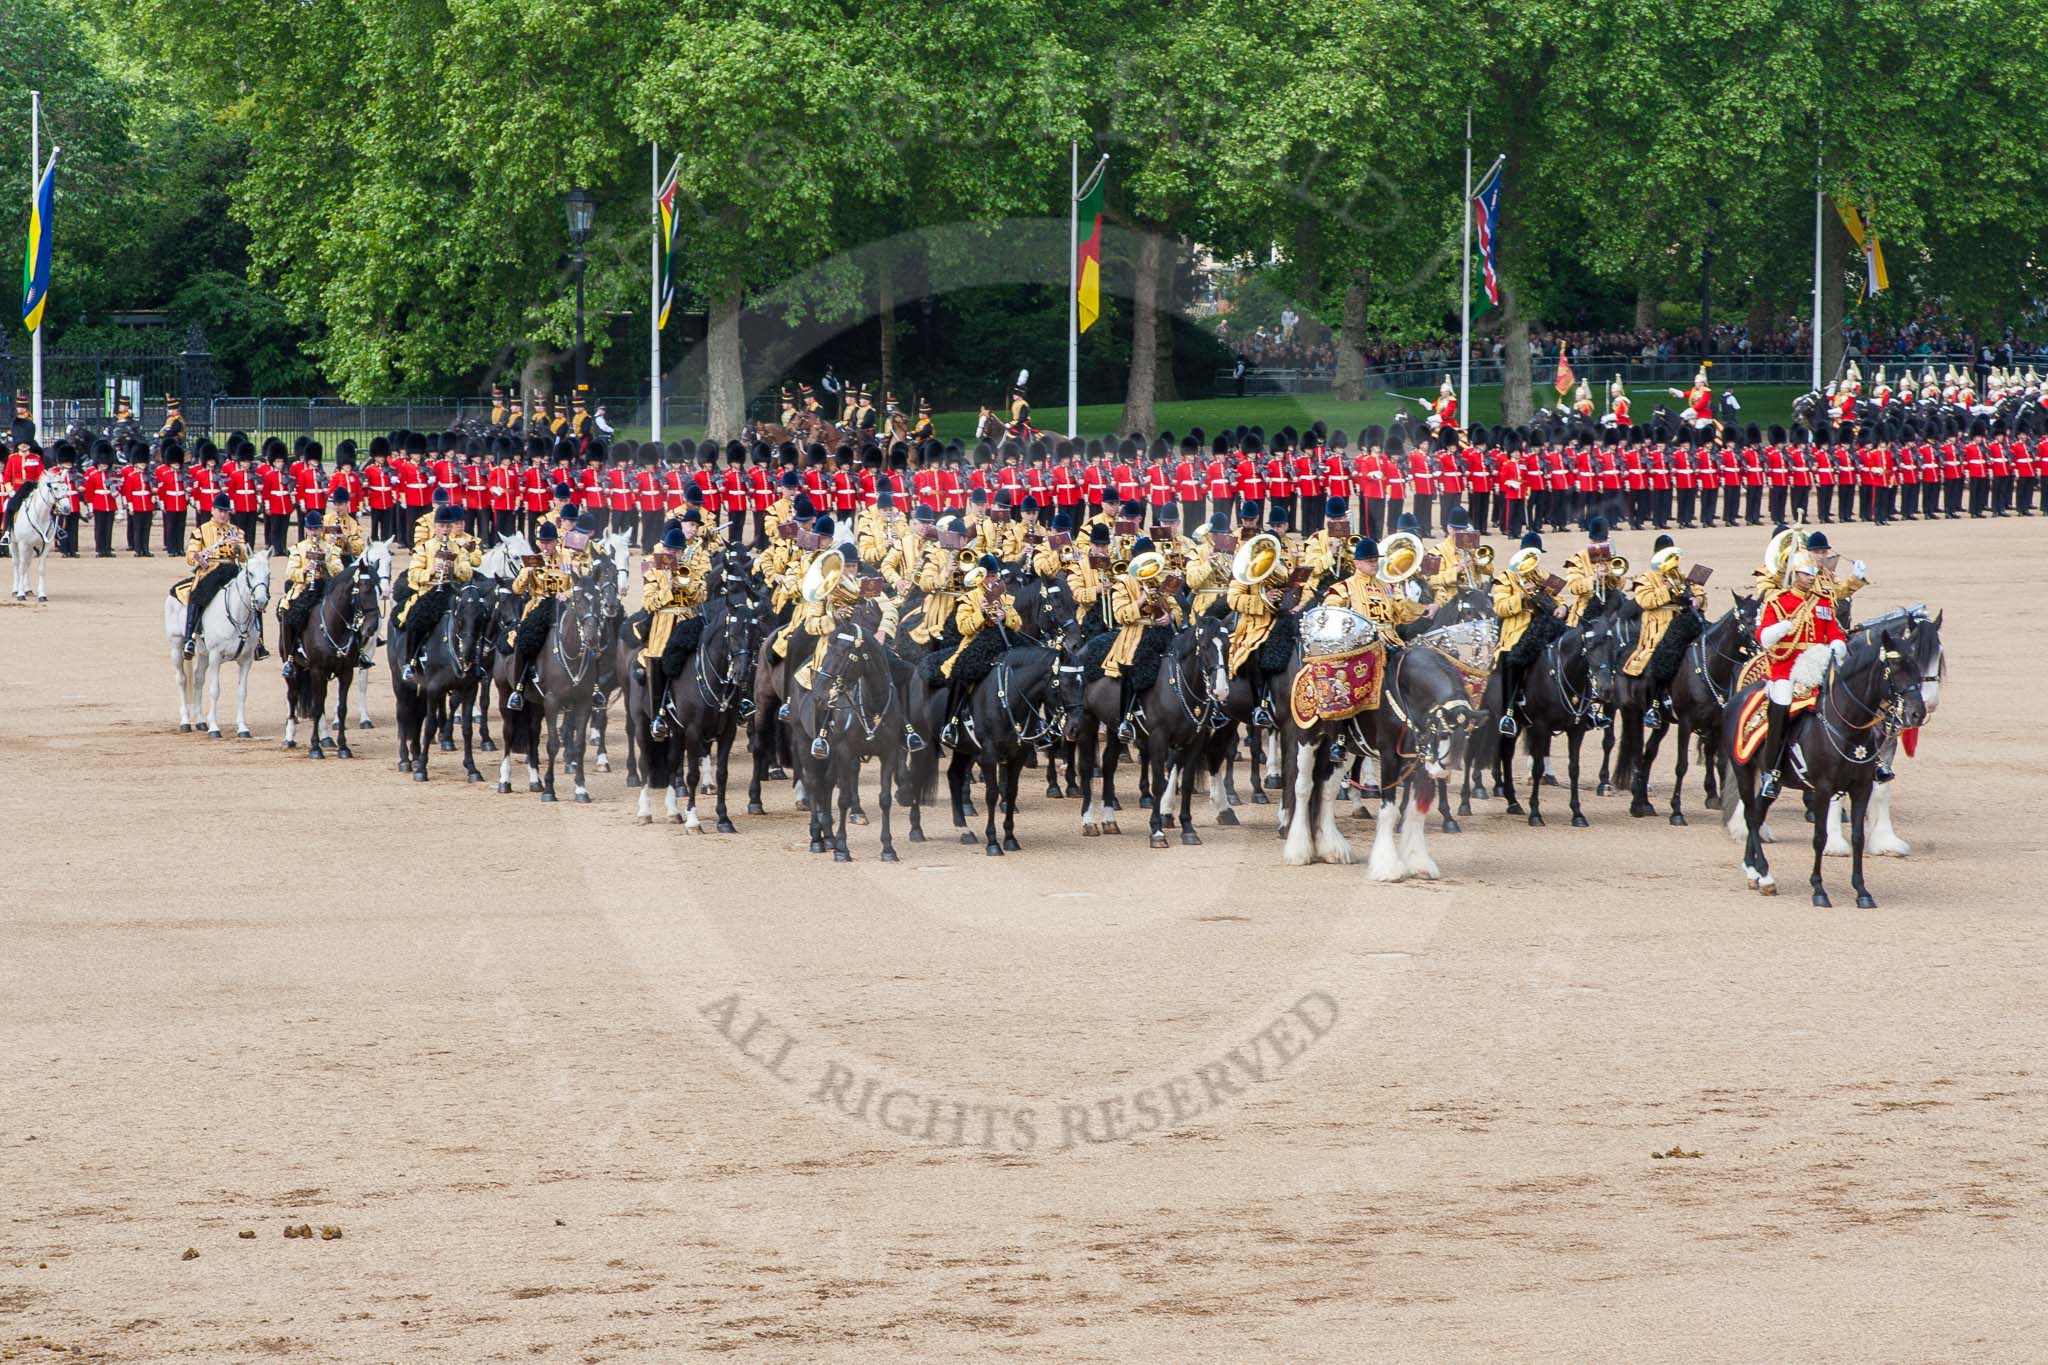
xmin=494 ymin=578 xmax=606 ymax=803
xmin=390 ymin=580 xmax=495 ymax=783
xmin=1627 ymin=595 xmax=1758 ymax=825
xmin=284 ymin=559 xmax=381 ymax=760
xmin=791 ymin=602 xmax=909 ymax=861
xmin=961 ymin=637 xmax=1086 ymax=856
xmin=1493 ymin=626 xmax=1602 ymax=828
xmin=634 ymin=583 xmax=762 ymax=832
xmin=1724 ymin=627 xmax=1928 ymax=907
xmin=1138 ymin=614 xmax=1236 ymax=848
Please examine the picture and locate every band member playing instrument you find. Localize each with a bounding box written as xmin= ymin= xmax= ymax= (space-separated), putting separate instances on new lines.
xmin=397 ymin=503 xmax=478 ymax=682
xmin=179 ymin=493 xmax=258 ymax=660
xmin=278 ymin=509 xmax=345 ymax=680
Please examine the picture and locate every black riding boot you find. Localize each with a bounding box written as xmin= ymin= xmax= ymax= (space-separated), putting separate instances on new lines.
xmin=1757 ymin=701 xmax=1791 ymax=799
xmin=646 ymin=659 xmax=671 ymax=741
xmin=1116 ymin=676 xmax=1137 ymax=742
xmin=1497 ymin=662 xmax=1524 ymax=735
xmin=252 ymin=615 xmax=270 ymax=661
xmin=181 ymin=603 xmax=201 ymax=658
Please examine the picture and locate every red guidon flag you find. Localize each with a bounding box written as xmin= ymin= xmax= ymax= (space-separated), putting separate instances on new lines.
xmin=1554 ymin=352 xmax=1574 ymax=399
xmin=1076 ymin=162 xmax=1105 ymax=334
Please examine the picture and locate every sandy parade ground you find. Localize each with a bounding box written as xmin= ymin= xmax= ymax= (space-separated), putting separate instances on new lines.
xmin=4 ymin=514 xmax=2047 ymax=1362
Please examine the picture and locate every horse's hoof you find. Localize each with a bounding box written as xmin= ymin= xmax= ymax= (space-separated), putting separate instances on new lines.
xmin=466 ymin=771 xmax=482 ymax=784
xmin=399 ymin=758 xmax=413 ymax=773
xmin=1855 ymin=892 xmax=1878 ymax=909
xmin=1758 ymin=881 xmax=1778 ymax=897
xmin=540 ymin=791 xmax=557 ymax=803
xmin=849 ymin=811 xmax=868 ymax=826
xmin=1542 ymin=774 xmax=1559 ymax=787
xmin=336 ymin=747 xmax=352 ymax=760
xmin=480 ymin=739 xmax=497 ymax=752
xmin=1456 ymin=802 xmax=1472 ymax=816
xmin=1263 ymin=775 xmax=1282 ymax=790
xmin=497 ymin=782 xmax=512 ymax=794
xmin=1668 ymin=812 xmax=1687 ymax=827
xmin=1528 ymin=813 xmax=1545 ymax=827
xmin=1215 ymin=809 xmax=1239 ymax=827
xmin=1046 ymin=786 xmax=1063 ymax=799
xmin=685 ymin=821 xmax=706 ymax=834
xmin=237 ymin=729 xmax=252 ymax=740
xmin=1180 ymin=830 xmax=1202 ymax=846
xmin=413 ymin=770 xmax=428 ymax=783
xmin=636 ymin=814 xmax=653 ymax=826
xmin=528 ymin=781 xmax=542 ymax=793
xmin=1139 ymin=795 xmax=1153 ymax=810
xmin=1745 ymin=875 xmax=1758 ymax=889
xmin=309 ymin=748 xmax=324 ymax=760
xmin=1595 ymin=782 xmax=1612 ymax=796
xmin=1503 ymin=802 xmax=1524 ymax=816
xmin=178 ymin=723 xmax=191 ymax=733
xmin=1249 ymin=791 xmax=1268 ymax=805
xmin=1102 ymin=821 xmax=1120 ymax=835
xmin=908 ymin=829 xmax=926 ymax=843
xmin=1490 ymin=783 xmax=1507 ymax=798
xmin=358 ymin=720 xmax=374 ymax=730
xmin=767 ymin=766 xmax=787 ymax=780
xmin=1064 ymin=783 xmax=1080 ymax=797
xmin=959 ymin=832 xmax=977 ymax=845
xmin=1003 ymin=836 xmax=1021 ymax=852
xmin=1812 ymin=889 xmax=1832 ymax=908
xmin=794 ymin=797 xmax=811 ymax=812
xmin=985 ymin=844 xmax=1003 ymax=857
xmin=596 ymin=757 xmax=611 ymax=773
xmin=716 ymin=818 xmax=736 ymax=833
xmin=746 ymin=801 xmax=765 ymax=815
xmin=809 ymin=839 xmax=826 ymax=853
xmin=282 ymin=739 xmax=296 ymax=749
xmin=1150 ymin=832 xmax=1170 ymax=849
xmin=831 ymin=849 xmax=852 ymax=863
xmin=880 ymin=849 xmax=899 ymax=863
xmin=1081 ymin=826 xmax=1099 ymax=838
xmin=573 ymin=791 xmax=591 ymax=804
xmin=1440 ymin=816 xmax=1461 ymax=834
xmin=1629 ymin=801 xmax=1654 ymax=818
xmin=1159 ymin=813 xmax=1175 ymax=829
xmin=1571 ymin=813 xmax=1589 ymax=828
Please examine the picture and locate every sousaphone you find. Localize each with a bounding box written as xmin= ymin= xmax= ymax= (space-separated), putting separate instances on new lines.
xmin=1231 ymin=532 xmax=1285 ymax=586
xmin=800 ymin=547 xmax=846 ymax=603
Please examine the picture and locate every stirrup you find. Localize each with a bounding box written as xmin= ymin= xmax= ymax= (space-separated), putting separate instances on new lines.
xmin=809 ymin=736 xmax=829 ymax=759
xmin=904 ymin=728 xmax=927 ymax=752
xmin=1498 ymin=713 xmax=1518 ymax=737
xmin=1758 ymin=771 xmax=1781 ymax=799
xmin=776 ymin=701 xmax=791 ymax=722
xmin=280 ymin=662 xmax=295 ymax=682
xmin=650 ymin=716 xmax=671 ymax=742
xmin=181 ymin=638 xmax=197 ymax=659
xmin=253 ymin=643 xmax=270 ymax=661
xmin=505 ymin=687 xmax=525 ymax=711
xmin=1327 ymin=741 xmax=1344 ymax=762
xmin=941 ymin=718 xmax=959 ymax=746
xmin=1117 ymin=718 xmax=1135 ymax=743
xmin=1644 ymin=704 xmax=1664 ymax=730
xmin=738 ymin=698 xmax=756 ymax=718
xmin=1251 ymin=703 xmax=1275 ymax=728
xmin=590 ymin=688 xmax=607 ymax=708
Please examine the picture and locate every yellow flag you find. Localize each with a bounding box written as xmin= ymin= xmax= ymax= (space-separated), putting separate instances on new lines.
xmin=1834 ymin=198 xmax=1890 ymax=299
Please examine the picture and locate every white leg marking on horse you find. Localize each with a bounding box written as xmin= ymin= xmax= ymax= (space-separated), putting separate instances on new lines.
xmin=1398 ymin=785 xmax=1438 ymax=879
xmin=1208 ymin=770 xmax=1227 ymax=823
xmin=1281 ymin=744 xmax=1317 ymax=866
xmin=1313 ymin=770 xmax=1355 ymax=865
xmin=1725 ymin=795 xmax=1747 ymax=841
xmin=1824 ymin=793 xmax=1851 ymax=858
xmin=637 ymin=786 xmax=651 ymax=819
xmin=499 ymin=755 xmax=512 ymax=786
xmin=1869 ymin=781 xmax=1910 ymax=856
xmin=1367 ymin=798 xmax=1404 ymax=882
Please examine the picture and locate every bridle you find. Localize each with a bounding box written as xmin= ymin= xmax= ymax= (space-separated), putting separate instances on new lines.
xmin=1689 ymin=606 xmax=1756 ymax=708
xmin=694 ymin=596 xmax=758 ymax=714
xmin=552 ymin=587 xmax=602 ymax=686
xmin=318 ymin=563 xmax=377 ymax=658
xmin=1816 ymin=641 xmax=1920 ymax=767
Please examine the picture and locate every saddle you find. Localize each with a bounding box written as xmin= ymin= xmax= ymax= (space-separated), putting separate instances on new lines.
xmin=1732 ymin=685 xmax=1818 ymax=765
xmin=170 ymin=576 xmax=196 ymax=606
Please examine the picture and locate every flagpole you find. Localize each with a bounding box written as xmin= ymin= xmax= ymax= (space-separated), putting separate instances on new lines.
xmin=30 ymin=89 xmax=42 ymax=439
xmin=1068 ymin=139 xmax=1078 ymax=439
xmin=1811 ymin=136 xmax=1823 ymax=393
xmin=650 ymin=142 xmax=662 ymax=445
xmin=1459 ymin=106 xmax=1471 ymax=431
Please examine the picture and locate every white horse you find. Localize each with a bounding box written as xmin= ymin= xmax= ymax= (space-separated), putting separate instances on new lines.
xmin=481 ymin=531 xmax=532 ymax=582
xmin=163 ymin=549 xmax=274 ymax=737
xmin=350 ymin=538 xmax=397 ymax=729
xmin=9 ymin=472 xmax=77 ymax=602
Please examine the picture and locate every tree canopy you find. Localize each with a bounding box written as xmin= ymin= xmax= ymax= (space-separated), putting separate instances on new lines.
xmin=6 ymin=0 xmax=2048 ymax=427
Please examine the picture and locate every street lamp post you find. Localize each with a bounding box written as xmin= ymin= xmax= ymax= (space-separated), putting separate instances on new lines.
xmin=566 ymin=187 xmax=595 ymax=407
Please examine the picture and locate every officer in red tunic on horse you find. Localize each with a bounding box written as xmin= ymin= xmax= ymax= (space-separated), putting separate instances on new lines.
xmin=1752 ymin=547 xmax=1847 ymax=799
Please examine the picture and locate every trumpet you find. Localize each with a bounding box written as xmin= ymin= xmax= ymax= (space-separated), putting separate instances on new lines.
xmin=1605 ymin=553 xmax=1629 ymax=579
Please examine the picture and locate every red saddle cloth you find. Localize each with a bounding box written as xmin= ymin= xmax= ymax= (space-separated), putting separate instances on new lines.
xmin=1290 ymin=641 xmax=1385 ymax=729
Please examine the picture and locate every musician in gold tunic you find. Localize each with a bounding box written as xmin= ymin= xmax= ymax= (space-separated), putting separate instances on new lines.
xmin=1623 ymin=540 xmax=1707 ymax=728
xmin=179 ymin=492 xmax=255 ymax=659
xmin=1323 ymin=536 xmax=1427 ymax=638
xmin=1491 ymin=533 xmax=1553 ymax=736
xmin=398 ymin=503 xmax=479 ymax=681
xmin=1560 ymin=516 xmax=1624 ymax=626
xmin=640 ymin=526 xmax=707 ymax=741
xmin=503 ymin=520 xmax=575 ymax=712
xmin=278 ymin=510 xmax=346 ymax=680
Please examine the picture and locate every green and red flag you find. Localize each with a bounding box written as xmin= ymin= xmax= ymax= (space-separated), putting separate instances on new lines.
xmin=655 ymin=157 xmax=680 ymax=331
xmin=1075 ymin=161 xmax=1105 ymax=334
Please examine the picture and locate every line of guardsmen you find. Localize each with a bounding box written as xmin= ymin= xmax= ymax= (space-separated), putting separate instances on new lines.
xmin=9 ymin=396 xmax=2043 ymax=570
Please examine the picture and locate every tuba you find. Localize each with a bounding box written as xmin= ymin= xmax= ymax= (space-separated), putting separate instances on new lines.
xmin=1378 ymin=530 xmax=1425 ymax=585
xmin=1762 ymin=525 xmax=1803 ymax=585
xmin=1231 ymin=532 xmax=1285 ymax=586
xmin=800 ymin=547 xmax=846 ymax=603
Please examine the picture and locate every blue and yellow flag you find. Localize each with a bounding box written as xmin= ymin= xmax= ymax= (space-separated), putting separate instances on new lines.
xmin=21 ymin=149 xmax=57 ymax=333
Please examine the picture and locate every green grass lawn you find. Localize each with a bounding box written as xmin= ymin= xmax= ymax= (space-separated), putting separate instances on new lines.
xmin=929 ymin=386 xmax=1803 ymax=443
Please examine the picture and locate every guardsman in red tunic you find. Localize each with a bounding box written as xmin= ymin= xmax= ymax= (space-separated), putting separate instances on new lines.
xmin=2019 ymin=435 xmax=2041 ymax=516
xmin=1964 ymin=428 xmax=1990 ymax=518
xmin=1644 ymin=435 xmax=1671 ymax=530
xmin=120 ymin=447 xmax=157 ymax=556
xmin=1991 ymin=427 xmax=2015 ymax=516
xmin=1429 ymin=374 xmax=1458 ymax=437
xmin=1752 ymin=547 xmax=1848 ymax=799
xmin=260 ymin=446 xmax=294 ymax=554
xmin=1787 ymin=433 xmax=1812 ymax=525
xmin=1764 ymin=431 xmax=1789 ymax=527
xmin=154 ymin=444 xmax=190 ymax=555
xmin=81 ymin=442 xmax=118 ymax=556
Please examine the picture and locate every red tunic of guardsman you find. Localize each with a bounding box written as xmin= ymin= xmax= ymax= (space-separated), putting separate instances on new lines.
xmin=1688 ymin=372 xmax=1712 ymax=423
xmin=1430 ymin=375 xmax=1459 ymax=433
